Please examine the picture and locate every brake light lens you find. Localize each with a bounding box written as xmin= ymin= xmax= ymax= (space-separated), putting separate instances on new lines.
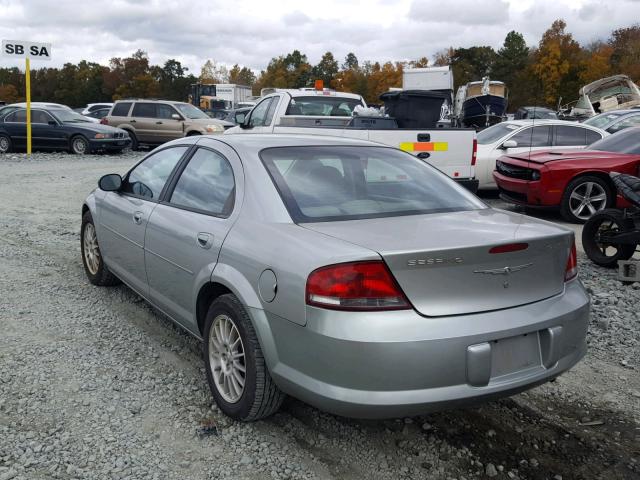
xmin=565 ymin=242 xmax=578 ymax=281
xmin=306 ymin=261 xmax=410 ymax=311
xmin=471 ymin=138 xmax=477 ymax=166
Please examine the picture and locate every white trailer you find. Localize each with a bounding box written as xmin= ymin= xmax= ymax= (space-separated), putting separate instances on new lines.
xmin=213 ymin=84 xmax=252 ymax=109
xmin=403 ymin=67 xmax=453 ymax=91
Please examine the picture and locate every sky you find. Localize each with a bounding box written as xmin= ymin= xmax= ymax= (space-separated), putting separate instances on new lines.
xmin=1 ymin=0 xmax=639 ymax=74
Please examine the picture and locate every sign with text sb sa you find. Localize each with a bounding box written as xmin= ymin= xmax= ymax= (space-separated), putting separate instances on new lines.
xmin=2 ymin=40 xmax=51 ymax=60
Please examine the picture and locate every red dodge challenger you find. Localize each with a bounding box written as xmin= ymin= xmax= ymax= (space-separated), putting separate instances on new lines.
xmin=493 ymin=127 xmax=640 ymax=223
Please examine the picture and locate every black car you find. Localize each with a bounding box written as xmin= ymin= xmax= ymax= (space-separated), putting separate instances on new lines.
xmin=0 ymin=107 xmax=130 ymax=154
xmin=513 ymin=106 xmax=558 ymax=120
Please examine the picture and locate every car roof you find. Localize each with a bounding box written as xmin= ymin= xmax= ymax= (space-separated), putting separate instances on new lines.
xmin=268 ymin=90 xmax=364 ymax=101
xmin=206 ymin=133 xmax=391 ymax=153
xmin=501 ymin=119 xmax=585 ymax=126
xmin=591 ymin=109 xmax=640 ymax=117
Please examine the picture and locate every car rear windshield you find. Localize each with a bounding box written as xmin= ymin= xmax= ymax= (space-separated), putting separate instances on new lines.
xmin=285 ymin=96 xmax=364 ymax=116
xmin=583 ymin=112 xmax=626 ymax=128
xmin=260 ymin=146 xmax=486 ymax=222
xmin=477 ymin=122 xmax=521 ymax=144
xmin=588 ymin=127 xmax=640 ymax=154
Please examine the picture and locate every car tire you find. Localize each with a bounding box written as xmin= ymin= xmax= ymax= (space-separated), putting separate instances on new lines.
xmin=0 ymin=134 xmax=12 ymax=153
xmin=128 ymin=131 xmax=139 ymax=151
xmin=70 ymin=135 xmax=90 ymax=155
xmin=560 ymin=175 xmax=613 ymax=223
xmin=582 ymin=208 xmax=636 ymax=268
xmin=81 ymin=211 xmax=121 ymax=286
xmin=204 ymin=294 xmax=285 ymax=421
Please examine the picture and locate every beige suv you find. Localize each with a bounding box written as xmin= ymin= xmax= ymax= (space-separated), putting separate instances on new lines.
xmin=102 ymin=100 xmax=233 ymax=150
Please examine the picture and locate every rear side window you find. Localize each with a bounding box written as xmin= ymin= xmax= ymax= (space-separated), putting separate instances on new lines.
xmin=554 ymin=125 xmax=599 ymax=146
xmin=261 ymin=146 xmax=485 ymax=222
xmin=169 ymin=148 xmax=235 ymax=216
xmin=132 ymin=103 xmax=157 ymax=118
xmin=111 ymin=102 xmax=132 ymax=117
xmin=510 ymin=126 xmax=551 ymax=147
xmin=285 ymin=96 xmax=363 ymax=116
xmin=122 ymin=147 xmax=188 ymax=200
xmin=5 ymin=110 xmax=26 ymax=123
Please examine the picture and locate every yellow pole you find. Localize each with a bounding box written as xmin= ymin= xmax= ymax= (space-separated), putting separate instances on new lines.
xmin=25 ymin=57 xmax=31 ymax=156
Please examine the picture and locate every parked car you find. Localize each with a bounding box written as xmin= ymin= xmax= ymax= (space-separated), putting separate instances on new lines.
xmin=81 ymin=134 xmax=588 ymax=421
xmin=0 ymin=107 xmax=130 ymax=154
xmin=493 ymin=127 xmax=640 ymax=223
xmin=582 ymin=109 xmax=640 ymax=134
xmin=83 ymin=107 xmax=110 ymax=121
xmin=81 ymin=103 xmax=113 ymax=115
xmin=102 ymin=99 xmax=233 ymax=150
xmin=223 ymin=107 xmax=252 ymax=125
xmin=475 ymin=120 xmax=607 ymax=189
xmin=513 ymin=106 xmax=558 ymax=120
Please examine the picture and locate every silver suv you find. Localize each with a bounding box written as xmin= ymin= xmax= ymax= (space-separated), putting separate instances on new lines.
xmin=102 ymin=99 xmax=233 ymax=150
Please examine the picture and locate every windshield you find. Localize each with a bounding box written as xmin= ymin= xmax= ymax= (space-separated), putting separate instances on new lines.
xmin=261 ymin=146 xmax=486 ymax=222
xmin=477 ymin=122 xmax=521 ymax=144
xmin=174 ymin=103 xmax=209 ymax=119
xmin=588 ymin=127 xmax=640 ymax=154
xmin=529 ymin=109 xmax=557 ymax=119
xmin=583 ymin=112 xmax=626 ymax=128
xmin=285 ymin=96 xmax=364 ymax=116
xmin=51 ymin=109 xmax=92 ymax=123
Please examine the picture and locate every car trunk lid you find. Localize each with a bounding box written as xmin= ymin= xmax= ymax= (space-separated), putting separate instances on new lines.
xmin=303 ymin=209 xmax=573 ymax=316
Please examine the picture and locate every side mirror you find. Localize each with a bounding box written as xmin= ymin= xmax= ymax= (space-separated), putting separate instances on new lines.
xmin=501 ymin=140 xmax=518 ymax=149
xmin=98 ymin=173 xmax=122 ymax=192
xmin=239 ymin=115 xmax=253 ymax=129
xmin=236 ymin=113 xmax=246 ymax=124
xmin=171 ymin=113 xmax=182 ymax=121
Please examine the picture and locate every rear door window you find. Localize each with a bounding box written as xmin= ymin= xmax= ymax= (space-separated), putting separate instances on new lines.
xmin=554 ymin=125 xmax=598 ymax=146
xmin=5 ymin=110 xmax=27 ymax=123
xmin=169 ymin=148 xmax=236 ymax=216
xmin=509 ymin=126 xmax=551 ymax=147
xmin=111 ymin=102 xmax=132 ymax=117
xmin=132 ymin=103 xmax=157 ymax=118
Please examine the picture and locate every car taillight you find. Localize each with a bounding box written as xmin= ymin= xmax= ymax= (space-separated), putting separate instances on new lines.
xmin=100 ymin=118 xmax=108 ymax=125
xmin=306 ymin=261 xmax=410 ymax=311
xmin=471 ymin=138 xmax=477 ymax=166
xmin=565 ymin=242 xmax=578 ymax=281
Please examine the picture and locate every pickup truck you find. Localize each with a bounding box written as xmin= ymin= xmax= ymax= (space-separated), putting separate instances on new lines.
xmin=225 ymin=89 xmax=479 ymax=191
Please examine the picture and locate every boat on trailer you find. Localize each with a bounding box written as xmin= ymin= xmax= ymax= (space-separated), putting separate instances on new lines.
xmin=456 ymin=77 xmax=508 ymax=129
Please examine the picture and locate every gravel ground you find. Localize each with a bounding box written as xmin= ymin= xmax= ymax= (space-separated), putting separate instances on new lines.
xmin=0 ymin=151 xmax=639 ymax=480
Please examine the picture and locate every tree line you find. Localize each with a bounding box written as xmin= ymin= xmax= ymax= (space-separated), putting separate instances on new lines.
xmin=0 ymin=19 xmax=638 ymax=111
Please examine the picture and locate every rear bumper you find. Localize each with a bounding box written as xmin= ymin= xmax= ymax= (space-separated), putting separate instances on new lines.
xmin=253 ymin=280 xmax=589 ymax=418
xmin=454 ymin=177 xmax=479 ymax=193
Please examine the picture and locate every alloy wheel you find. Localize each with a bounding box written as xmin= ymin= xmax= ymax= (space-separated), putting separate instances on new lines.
xmin=569 ymin=182 xmax=607 ymax=221
xmin=0 ymin=136 xmax=9 ymax=153
xmin=73 ymin=137 xmax=87 ymax=154
xmin=83 ymin=222 xmax=100 ymax=275
xmin=208 ymin=314 xmax=246 ymax=403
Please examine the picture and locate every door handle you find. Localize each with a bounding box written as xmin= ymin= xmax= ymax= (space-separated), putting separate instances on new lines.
xmin=130 ymin=120 xmax=137 ymax=123
xmin=133 ymin=211 xmax=144 ymax=224
xmin=196 ymin=232 xmax=213 ymax=249
xmin=156 ymin=121 xmax=163 ymax=124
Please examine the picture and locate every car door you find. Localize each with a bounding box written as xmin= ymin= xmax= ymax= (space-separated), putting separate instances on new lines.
xmin=130 ymin=102 xmax=158 ymax=143
xmin=2 ymin=109 xmax=27 ymax=148
xmin=553 ymin=124 xmax=603 ymax=148
xmin=31 ymin=110 xmax=67 ymax=150
xmin=97 ymin=146 xmax=189 ymax=296
xmin=154 ymin=103 xmax=184 ymax=142
xmin=144 ymin=142 xmax=242 ymax=332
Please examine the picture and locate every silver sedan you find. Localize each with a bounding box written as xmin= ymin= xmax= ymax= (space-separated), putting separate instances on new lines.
xmin=81 ymin=134 xmax=589 ymax=421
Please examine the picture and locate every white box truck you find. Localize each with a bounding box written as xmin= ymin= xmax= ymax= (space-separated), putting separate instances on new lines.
xmin=403 ymin=67 xmax=453 ymax=91
xmin=213 ymin=84 xmax=252 ymax=109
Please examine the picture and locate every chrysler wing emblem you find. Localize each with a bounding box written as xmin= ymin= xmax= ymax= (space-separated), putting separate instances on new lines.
xmin=473 ymin=263 xmax=533 ymax=275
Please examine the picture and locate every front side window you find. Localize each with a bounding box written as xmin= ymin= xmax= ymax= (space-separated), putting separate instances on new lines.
xmin=509 ymin=126 xmax=551 ymax=147
xmin=157 ymin=104 xmax=177 ymax=119
xmin=112 ymin=102 xmax=132 ymax=117
xmin=122 ymin=146 xmax=188 ymax=200
xmin=248 ymin=98 xmax=273 ymax=127
xmin=169 ymin=148 xmax=235 ymax=216
xmin=132 ymin=103 xmax=157 ymax=118
xmin=261 ymin=146 xmax=485 ymax=222
xmin=31 ymin=110 xmax=54 ymax=124
xmin=554 ymin=126 xmax=595 ymax=146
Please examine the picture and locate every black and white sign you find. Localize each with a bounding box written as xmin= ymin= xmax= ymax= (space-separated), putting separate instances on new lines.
xmin=2 ymin=40 xmax=51 ymax=60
